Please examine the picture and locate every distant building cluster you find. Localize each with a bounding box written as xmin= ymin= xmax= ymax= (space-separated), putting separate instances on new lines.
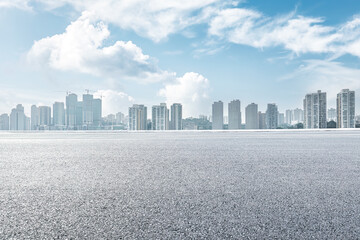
xmin=0 ymin=92 xmax=104 ymax=131
xmin=210 ymin=89 xmax=356 ymax=130
xmin=0 ymin=89 xmax=358 ymax=131
xmin=128 ymin=103 xmax=182 ymax=131
xmin=212 ymin=101 xmax=302 ymax=130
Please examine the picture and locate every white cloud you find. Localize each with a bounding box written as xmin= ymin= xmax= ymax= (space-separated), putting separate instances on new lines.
xmin=7 ymin=0 xmax=360 ymax=59
xmin=158 ymin=72 xmax=210 ymax=117
xmin=27 ymin=12 xmax=174 ymax=83
xmin=209 ymin=9 xmax=360 ymax=59
xmin=337 ymin=16 xmax=360 ymax=58
xmin=282 ymin=60 xmax=360 ymax=99
xmin=209 ymin=9 xmax=340 ymax=54
xmin=18 ymin=0 xmax=228 ymax=42
xmin=4 ymin=0 xmax=360 ymax=59
xmin=94 ymin=89 xmax=134 ymax=116
xmin=209 ymin=8 xmax=261 ymax=37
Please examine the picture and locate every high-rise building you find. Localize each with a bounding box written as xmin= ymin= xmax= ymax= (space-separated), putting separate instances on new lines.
xmin=327 ymin=108 xmax=337 ymax=122
xmin=152 ymin=103 xmax=169 ymax=130
xmin=0 ymin=114 xmax=9 ymax=130
xmin=92 ymin=98 xmax=102 ymax=127
xmin=25 ymin=117 xmax=30 ymax=131
xmin=258 ymin=111 xmax=266 ymax=129
xmin=278 ymin=113 xmax=285 ymax=125
xmin=82 ymin=94 xmax=93 ymax=126
xmin=266 ymin=104 xmax=278 ymax=129
xmin=228 ymin=100 xmax=241 ymax=130
xmin=293 ymin=108 xmax=304 ymax=123
xmin=285 ymin=109 xmax=292 ymax=125
xmin=39 ymin=106 xmax=51 ymax=127
xmin=212 ymin=101 xmax=223 ymax=130
xmin=10 ymin=104 xmax=26 ymax=131
xmin=337 ymin=89 xmax=355 ymax=128
xmin=245 ymin=103 xmax=259 ymax=129
xmin=31 ymin=105 xmax=39 ymax=130
xmin=76 ymin=101 xmax=83 ymax=129
xmin=53 ymin=102 xmax=65 ymax=127
xmin=116 ymin=112 xmax=125 ymax=125
xmin=303 ymin=90 xmax=327 ymax=129
xmin=128 ymin=104 xmax=147 ymax=130
xmin=66 ymin=93 xmax=77 ymax=129
xmin=170 ymin=103 xmax=182 ymax=130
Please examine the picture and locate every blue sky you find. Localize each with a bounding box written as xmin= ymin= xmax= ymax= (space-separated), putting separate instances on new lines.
xmin=0 ymin=0 xmax=360 ymax=118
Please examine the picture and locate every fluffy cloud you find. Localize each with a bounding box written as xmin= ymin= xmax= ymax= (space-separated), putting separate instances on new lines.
xmin=27 ymin=12 xmax=174 ymax=83
xmin=94 ymin=89 xmax=134 ymax=116
xmin=158 ymin=72 xmax=210 ymax=117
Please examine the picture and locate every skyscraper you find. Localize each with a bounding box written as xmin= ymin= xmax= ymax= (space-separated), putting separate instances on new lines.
xmin=92 ymin=98 xmax=102 ymax=127
xmin=266 ymin=104 xmax=278 ymax=129
xmin=293 ymin=108 xmax=304 ymax=123
xmin=170 ymin=103 xmax=182 ymax=130
xmin=245 ymin=103 xmax=259 ymax=129
xmin=337 ymin=89 xmax=355 ymax=128
xmin=128 ymin=104 xmax=147 ymax=130
xmin=116 ymin=112 xmax=125 ymax=125
xmin=152 ymin=103 xmax=169 ymax=130
xmin=66 ymin=93 xmax=77 ymax=129
xmin=25 ymin=117 xmax=30 ymax=130
xmin=10 ymin=104 xmax=26 ymax=131
xmin=31 ymin=105 xmax=39 ymax=130
xmin=76 ymin=101 xmax=83 ymax=129
xmin=258 ymin=111 xmax=266 ymax=129
xmin=285 ymin=109 xmax=292 ymax=125
xmin=0 ymin=114 xmax=9 ymax=130
xmin=228 ymin=100 xmax=241 ymax=130
xmin=303 ymin=90 xmax=327 ymax=129
xmin=278 ymin=113 xmax=285 ymax=125
xmin=82 ymin=94 xmax=93 ymax=126
xmin=39 ymin=106 xmax=51 ymax=127
xmin=327 ymin=108 xmax=336 ymax=122
xmin=212 ymin=101 xmax=223 ymax=130
xmin=53 ymin=102 xmax=65 ymax=127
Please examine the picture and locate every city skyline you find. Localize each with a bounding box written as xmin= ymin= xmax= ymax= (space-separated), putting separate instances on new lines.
xmin=1 ymin=1 xmax=360 ymax=118
xmin=1 ymin=86 xmax=359 ymax=117
xmin=0 ymin=88 xmax=357 ymax=130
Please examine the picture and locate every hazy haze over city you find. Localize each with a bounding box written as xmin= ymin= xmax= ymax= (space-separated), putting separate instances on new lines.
xmin=1 ymin=0 xmax=360 ymax=117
